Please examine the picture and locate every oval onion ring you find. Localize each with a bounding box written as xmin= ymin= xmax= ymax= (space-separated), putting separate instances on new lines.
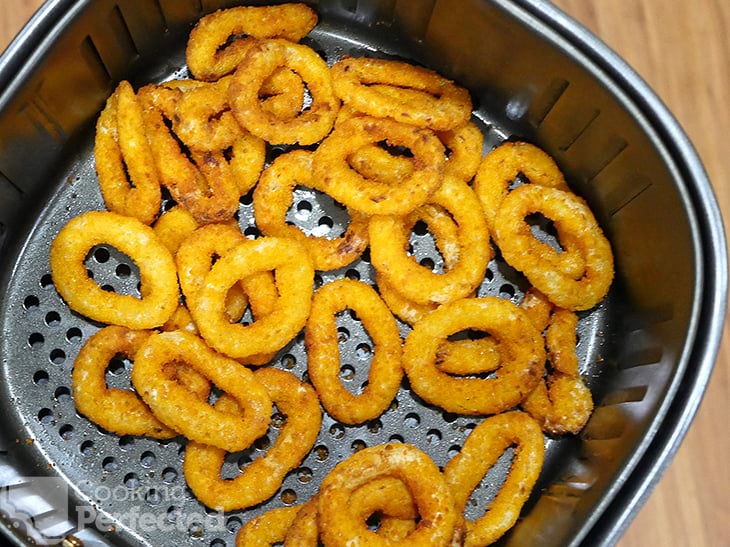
xmin=254 ymin=150 xmax=369 ymax=271
xmin=184 ymin=368 xmax=322 ymax=511
xmin=94 ymin=80 xmax=161 ymax=225
xmin=186 ymin=3 xmax=318 ymax=81
xmin=130 ymin=330 xmax=272 ymax=452
xmin=494 ymin=184 xmax=614 ymax=311
xmin=443 ymin=411 xmax=545 ymax=547
xmin=228 ymin=39 xmax=340 ymax=145
xmin=370 ymin=176 xmax=490 ymax=306
xmin=331 ymin=56 xmax=472 ymax=131
xmin=49 ymin=210 xmax=179 ymax=329
xmin=305 ymin=278 xmax=403 ymax=424
xmin=317 ymin=443 xmax=458 ymax=547
xmin=189 ymin=237 xmax=314 ymax=360
xmin=313 ymin=116 xmax=446 ymax=216
xmin=402 ymin=297 xmax=545 ymax=415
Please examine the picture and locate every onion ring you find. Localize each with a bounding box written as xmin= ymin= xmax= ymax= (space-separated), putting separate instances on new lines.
xmin=228 ymin=39 xmax=340 ymax=145
xmin=402 ymin=297 xmax=545 ymax=415
xmin=186 ymin=3 xmax=318 ymax=81
xmin=254 ymin=150 xmax=369 ymax=271
xmin=331 ymin=56 xmax=472 ymax=131
xmin=189 ymin=237 xmax=314 ymax=360
xmin=49 ymin=211 xmax=179 ymax=329
xmin=72 ymin=326 xmax=175 ymax=438
xmin=284 ymin=497 xmax=320 ymax=545
xmin=235 ymin=505 xmax=302 ymax=547
xmin=317 ymin=443 xmax=458 ymax=547
xmin=494 ymin=184 xmax=614 ymax=311
xmin=370 ymin=176 xmax=490 ymax=306
xmin=184 ymin=368 xmax=322 ymax=511
xmin=94 ymin=80 xmax=161 ymax=225
xmin=139 ymin=84 xmax=241 ymax=224
xmin=443 ymin=411 xmax=545 ymax=547
xmin=305 ymin=278 xmax=402 ymax=424
xmin=313 ymin=116 xmax=446 ymax=215
xmin=522 ymin=308 xmax=594 ymax=434
xmin=131 ymin=330 xmax=272 ymax=452
xmin=152 ymin=205 xmax=200 ymax=254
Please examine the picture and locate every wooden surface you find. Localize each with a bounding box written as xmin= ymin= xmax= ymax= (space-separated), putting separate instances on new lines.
xmin=1 ymin=1 xmax=728 ymax=546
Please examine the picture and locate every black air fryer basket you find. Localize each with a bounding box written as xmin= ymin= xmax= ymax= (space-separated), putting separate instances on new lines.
xmin=0 ymin=1 xmax=726 ymax=546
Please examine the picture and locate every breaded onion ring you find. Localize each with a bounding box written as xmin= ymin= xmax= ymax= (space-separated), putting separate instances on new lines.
xmin=184 ymin=369 xmax=322 ymax=511
xmin=235 ymin=505 xmax=302 ymax=547
xmin=305 ymin=278 xmax=402 ymax=424
xmin=402 ymin=297 xmax=545 ymax=415
xmin=313 ymin=116 xmax=446 ymax=216
xmin=254 ymin=150 xmax=369 ymax=271
xmin=228 ymin=39 xmax=340 ymax=145
xmin=318 ymin=443 xmax=458 ymax=547
xmin=152 ymin=205 xmax=200 ymax=254
xmin=189 ymin=237 xmax=314 ymax=360
xmin=435 ymin=338 xmax=501 ymax=376
xmin=94 ymin=80 xmax=161 ymax=225
xmin=370 ymin=176 xmax=490 ymax=306
xmin=186 ymin=3 xmax=318 ymax=81
xmin=494 ymin=184 xmax=614 ymax=311
xmin=131 ymin=331 xmax=272 ymax=452
xmin=443 ymin=411 xmax=545 ymax=547
xmin=522 ymin=308 xmax=594 ymax=434
xmin=331 ymin=56 xmax=472 ymax=131
xmin=284 ymin=497 xmax=320 ymax=545
xmin=72 ymin=326 xmax=176 ymax=438
xmin=49 ymin=211 xmax=179 ymax=329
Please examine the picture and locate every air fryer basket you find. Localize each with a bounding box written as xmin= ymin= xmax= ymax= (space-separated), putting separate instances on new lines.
xmin=0 ymin=0 xmax=726 ymax=546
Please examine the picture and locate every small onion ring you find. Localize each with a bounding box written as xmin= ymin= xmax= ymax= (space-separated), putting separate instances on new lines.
xmin=235 ymin=505 xmax=302 ymax=547
xmin=402 ymin=297 xmax=545 ymax=415
xmin=49 ymin=211 xmax=179 ymax=329
xmin=72 ymin=326 xmax=175 ymax=438
xmin=305 ymin=278 xmax=403 ymax=424
xmin=443 ymin=411 xmax=545 ymax=547
xmin=94 ymin=80 xmax=161 ymax=225
xmin=370 ymin=176 xmax=490 ymax=306
xmin=494 ymin=184 xmax=614 ymax=311
xmin=254 ymin=150 xmax=369 ymax=271
xmin=317 ymin=443 xmax=458 ymax=547
xmin=228 ymin=39 xmax=340 ymax=145
xmin=313 ymin=116 xmax=446 ymax=216
xmin=131 ymin=330 xmax=272 ymax=452
xmin=189 ymin=237 xmax=314 ymax=360
xmin=331 ymin=56 xmax=472 ymax=131
xmin=186 ymin=3 xmax=318 ymax=81
xmin=184 ymin=368 xmax=322 ymax=511
xmin=522 ymin=308 xmax=594 ymax=434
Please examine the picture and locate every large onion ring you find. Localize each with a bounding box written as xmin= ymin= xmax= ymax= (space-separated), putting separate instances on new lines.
xmin=317 ymin=443 xmax=458 ymax=547
xmin=313 ymin=116 xmax=446 ymax=216
xmin=130 ymin=331 xmax=272 ymax=452
xmin=254 ymin=150 xmax=369 ymax=271
xmin=228 ymin=39 xmax=340 ymax=145
xmin=370 ymin=176 xmax=490 ymax=306
xmin=402 ymin=297 xmax=545 ymax=415
xmin=443 ymin=411 xmax=545 ymax=547
xmin=189 ymin=237 xmax=314 ymax=360
xmin=184 ymin=368 xmax=322 ymax=511
xmin=94 ymin=80 xmax=161 ymax=225
xmin=49 ymin=210 xmax=179 ymax=329
xmin=331 ymin=56 xmax=472 ymax=131
xmin=186 ymin=3 xmax=318 ymax=81
xmin=494 ymin=184 xmax=614 ymax=311
xmin=305 ymin=278 xmax=402 ymax=424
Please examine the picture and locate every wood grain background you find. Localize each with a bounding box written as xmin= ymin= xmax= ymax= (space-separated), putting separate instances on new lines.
xmin=1 ymin=1 xmax=728 ymax=545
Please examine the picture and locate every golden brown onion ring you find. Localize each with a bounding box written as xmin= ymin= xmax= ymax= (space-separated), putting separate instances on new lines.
xmin=49 ymin=211 xmax=179 ymax=329
xmin=131 ymin=330 xmax=272 ymax=452
xmin=186 ymin=3 xmax=318 ymax=81
xmin=306 ymin=278 xmax=402 ymax=424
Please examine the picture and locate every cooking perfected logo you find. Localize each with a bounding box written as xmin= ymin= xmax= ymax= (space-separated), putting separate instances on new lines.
xmin=0 ymin=477 xmax=72 ymax=546
xmin=0 ymin=477 xmax=226 ymax=543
